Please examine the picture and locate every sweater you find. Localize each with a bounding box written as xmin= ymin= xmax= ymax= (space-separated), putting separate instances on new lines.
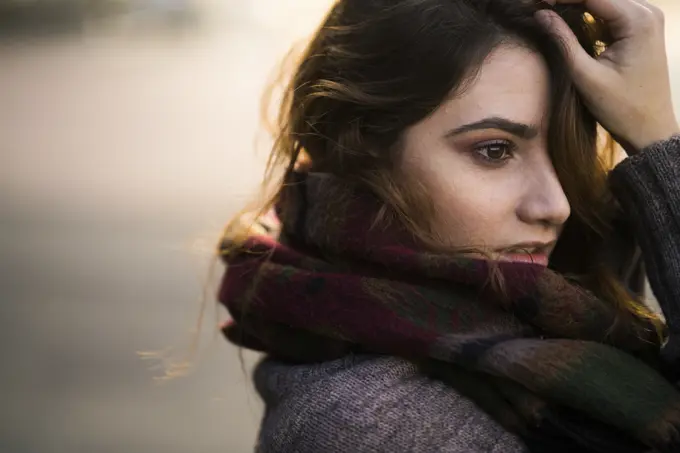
xmin=250 ymin=135 xmax=680 ymax=452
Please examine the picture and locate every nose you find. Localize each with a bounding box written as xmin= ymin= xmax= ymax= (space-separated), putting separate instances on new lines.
xmin=516 ymin=161 xmax=571 ymax=228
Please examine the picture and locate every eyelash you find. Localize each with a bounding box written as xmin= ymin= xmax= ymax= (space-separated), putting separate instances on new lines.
xmin=472 ymin=139 xmax=516 ymax=165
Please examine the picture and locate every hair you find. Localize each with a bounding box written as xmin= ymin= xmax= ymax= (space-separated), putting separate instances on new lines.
xmin=218 ymin=0 xmax=663 ymax=347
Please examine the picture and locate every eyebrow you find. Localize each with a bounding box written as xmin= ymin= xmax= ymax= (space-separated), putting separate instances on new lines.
xmin=446 ymin=116 xmax=539 ymax=139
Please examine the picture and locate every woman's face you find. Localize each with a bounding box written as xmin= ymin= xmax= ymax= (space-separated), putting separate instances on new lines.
xmin=400 ymin=43 xmax=569 ymax=265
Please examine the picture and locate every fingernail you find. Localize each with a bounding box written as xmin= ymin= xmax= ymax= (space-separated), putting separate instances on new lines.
xmin=535 ymin=10 xmax=554 ymax=28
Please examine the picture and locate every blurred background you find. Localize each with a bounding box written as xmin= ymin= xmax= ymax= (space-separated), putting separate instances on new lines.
xmin=1 ymin=1 xmax=679 ymax=452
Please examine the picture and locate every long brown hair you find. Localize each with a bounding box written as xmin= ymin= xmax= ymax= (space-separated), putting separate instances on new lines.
xmin=221 ymin=0 xmax=662 ymax=343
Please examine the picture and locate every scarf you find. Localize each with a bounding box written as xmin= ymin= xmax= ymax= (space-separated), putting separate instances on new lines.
xmin=219 ymin=171 xmax=680 ymax=452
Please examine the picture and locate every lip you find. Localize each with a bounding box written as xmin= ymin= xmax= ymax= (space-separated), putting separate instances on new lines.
xmin=499 ymin=253 xmax=550 ymax=266
xmin=495 ymin=241 xmax=556 ymax=266
xmin=501 ymin=241 xmax=556 ymax=253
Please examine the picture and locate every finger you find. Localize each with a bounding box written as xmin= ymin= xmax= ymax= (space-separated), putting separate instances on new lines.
xmin=535 ymin=9 xmax=597 ymax=76
xmin=547 ymin=0 xmax=637 ymax=28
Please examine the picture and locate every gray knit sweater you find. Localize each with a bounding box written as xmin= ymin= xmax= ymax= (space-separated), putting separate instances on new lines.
xmin=252 ymin=136 xmax=680 ymax=453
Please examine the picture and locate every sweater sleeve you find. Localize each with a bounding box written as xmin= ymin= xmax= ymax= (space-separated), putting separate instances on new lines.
xmin=609 ymin=135 xmax=680 ymax=366
xmin=253 ymin=354 xmax=527 ymax=453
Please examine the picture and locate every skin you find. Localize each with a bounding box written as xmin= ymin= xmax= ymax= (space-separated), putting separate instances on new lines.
xmin=537 ymin=0 xmax=679 ymax=151
xmin=400 ymin=43 xmax=566 ymax=264
xmin=400 ymin=0 xmax=680 ymax=265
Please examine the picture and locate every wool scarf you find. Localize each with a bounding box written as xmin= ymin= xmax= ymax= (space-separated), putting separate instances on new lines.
xmin=219 ymin=171 xmax=680 ymax=452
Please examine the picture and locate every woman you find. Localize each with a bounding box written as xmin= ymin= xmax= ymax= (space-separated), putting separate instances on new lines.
xmin=219 ymin=0 xmax=680 ymax=451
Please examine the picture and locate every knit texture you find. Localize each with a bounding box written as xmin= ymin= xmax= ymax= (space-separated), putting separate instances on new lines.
xmin=223 ymin=136 xmax=680 ymax=453
xmin=254 ymin=354 xmax=526 ymax=453
xmin=610 ymin=135 xmax=680 ymax=374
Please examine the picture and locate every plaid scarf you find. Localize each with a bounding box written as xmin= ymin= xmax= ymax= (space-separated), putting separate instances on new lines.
xmin=219 ymin=172 xmax=680 ymax=452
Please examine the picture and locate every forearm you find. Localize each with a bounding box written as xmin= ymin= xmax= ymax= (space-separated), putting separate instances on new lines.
xmin=609 ymin=135 xmax=680 ymax=355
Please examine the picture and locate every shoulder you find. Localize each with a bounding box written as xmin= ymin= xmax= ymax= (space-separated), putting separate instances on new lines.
xmin=253 ymin=354 xmax=527 ymax=453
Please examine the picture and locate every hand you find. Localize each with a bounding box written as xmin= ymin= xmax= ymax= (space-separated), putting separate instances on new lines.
xmin=536 ymin=0 xmax=680 ymax=152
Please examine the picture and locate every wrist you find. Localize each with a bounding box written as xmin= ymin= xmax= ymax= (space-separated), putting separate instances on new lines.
xmin=629 ymin=119 xmax=680 ymax=152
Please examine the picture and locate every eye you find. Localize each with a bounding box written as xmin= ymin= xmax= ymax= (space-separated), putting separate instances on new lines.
xmin=473 ymin=140 xmax=515 ymax=164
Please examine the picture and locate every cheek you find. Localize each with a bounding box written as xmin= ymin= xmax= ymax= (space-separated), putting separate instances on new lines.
xmin=407 ymin=149 xmax=522 ymax=247
xmin=433 ymin=174 xmax=513 ymax=244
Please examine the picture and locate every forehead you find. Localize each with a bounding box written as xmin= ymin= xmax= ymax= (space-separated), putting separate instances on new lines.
xmin=436 ymin=44 xmax=551 ymax=128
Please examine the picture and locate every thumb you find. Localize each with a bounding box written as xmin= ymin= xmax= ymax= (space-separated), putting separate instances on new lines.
xmin=535 ymin=9 xmax=597 ymax=78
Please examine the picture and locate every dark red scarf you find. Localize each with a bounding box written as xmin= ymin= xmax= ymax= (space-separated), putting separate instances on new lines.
xmin=219 ymin=171 xmax=680 ymax=452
